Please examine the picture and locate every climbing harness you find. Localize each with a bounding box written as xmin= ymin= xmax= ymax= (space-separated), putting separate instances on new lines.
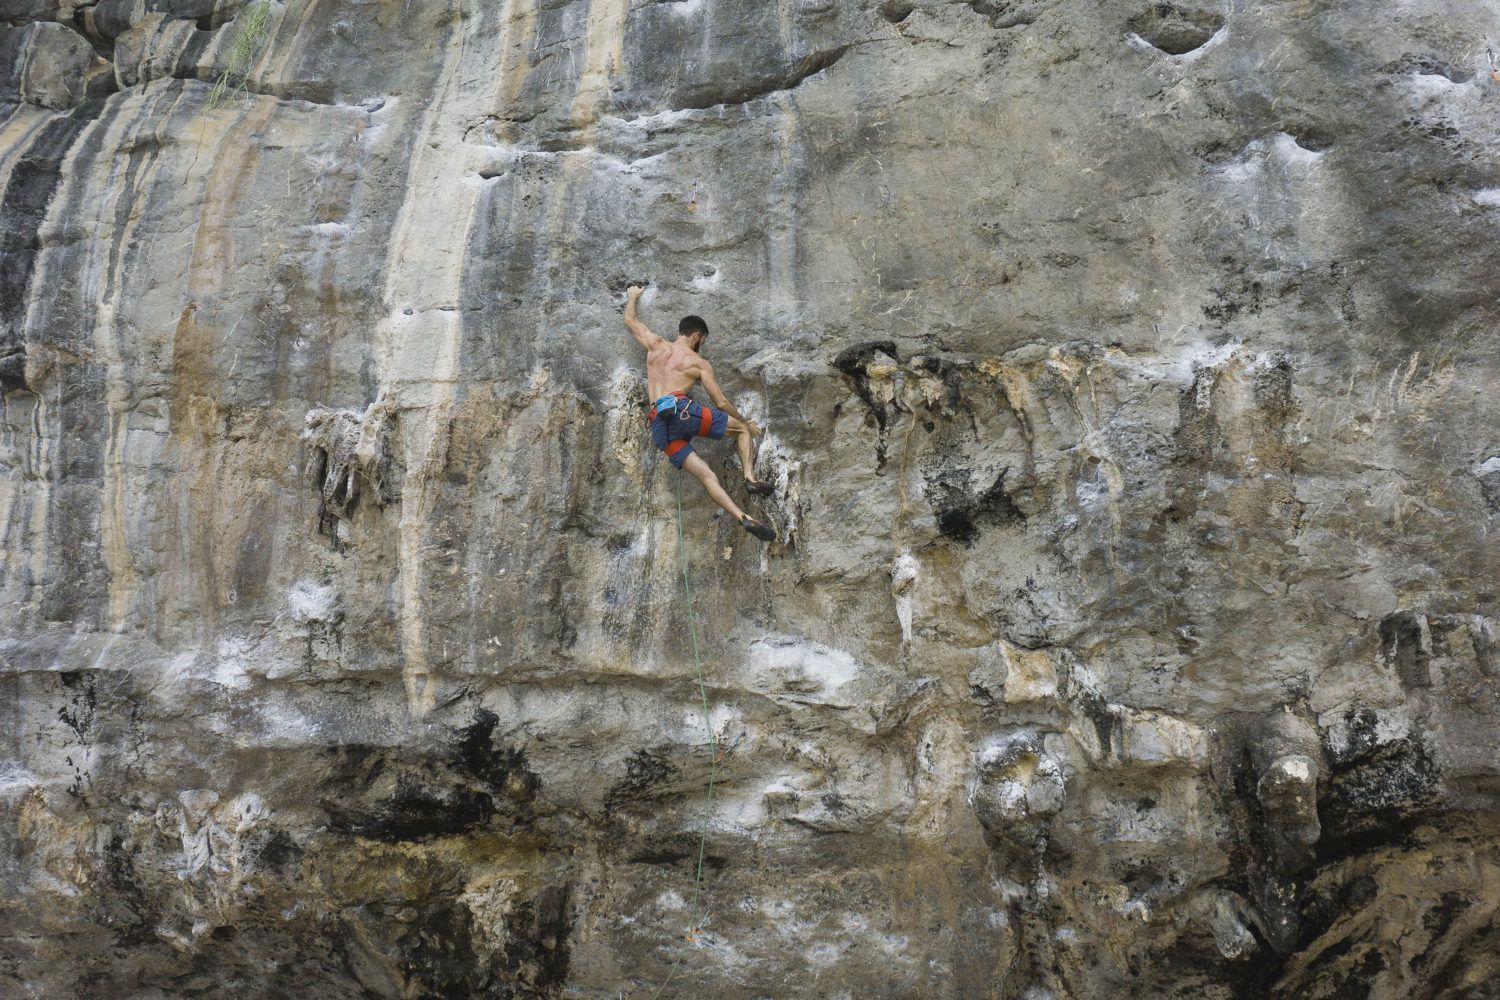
xmin=645 ymin=470 xmax=723 ymax=1000
xmin=647 ymin=392 xmax=714 ymax=465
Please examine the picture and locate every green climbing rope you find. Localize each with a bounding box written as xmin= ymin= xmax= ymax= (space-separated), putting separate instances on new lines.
xmin=648 ymin=470 xmax=720 ymax=1000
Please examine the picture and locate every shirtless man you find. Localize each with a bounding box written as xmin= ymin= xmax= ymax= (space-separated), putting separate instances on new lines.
xmin=625 ymin=285 xmax=776 ymax=541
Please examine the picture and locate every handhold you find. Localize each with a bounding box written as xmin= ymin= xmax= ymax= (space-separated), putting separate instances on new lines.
xmin=1127 ymin=4 xmax=1225 ymax=55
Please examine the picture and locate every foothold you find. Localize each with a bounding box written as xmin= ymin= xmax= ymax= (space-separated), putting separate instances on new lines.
xmin=1475 ymin=456 xmax=1500 ymax=511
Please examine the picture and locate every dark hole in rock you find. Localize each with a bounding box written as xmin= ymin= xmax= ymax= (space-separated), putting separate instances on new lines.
xmin=1317 ymin=734 xmax=1440 ymax=859
xmin=1194 ymin=140 xmax=1242 ymax=164
xmin=1127 ymin=4 xmax=1226 ymax=55
xmin=1292 ymin=129 xmax=1334 ymax=153
xmin=879 ymin=1 xmax=914 ymax=22
xmin=832 ymin=340 xmax=901 ymax=376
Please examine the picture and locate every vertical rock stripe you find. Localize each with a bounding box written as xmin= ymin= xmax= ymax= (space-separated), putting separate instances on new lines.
xmin=372 ymin=0 xmax=535 ymax=714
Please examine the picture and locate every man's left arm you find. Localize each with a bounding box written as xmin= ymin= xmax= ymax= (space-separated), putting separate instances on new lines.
xmin=701 ymin=364 xmax=761 ymax=437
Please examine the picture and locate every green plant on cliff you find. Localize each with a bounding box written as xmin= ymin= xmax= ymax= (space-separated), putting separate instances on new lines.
xmin=207 ymin=0 xmax=275 ymax=108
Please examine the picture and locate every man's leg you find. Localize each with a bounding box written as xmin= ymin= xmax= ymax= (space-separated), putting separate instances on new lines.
xmin=724 ymin=415 xmax=757 ymax=481
xmin=681 ymin=452 xmax=747 ymax=522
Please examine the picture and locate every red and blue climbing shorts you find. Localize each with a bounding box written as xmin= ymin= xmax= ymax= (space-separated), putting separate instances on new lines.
xmin=648 ymin=392 xmax=728 ymax=469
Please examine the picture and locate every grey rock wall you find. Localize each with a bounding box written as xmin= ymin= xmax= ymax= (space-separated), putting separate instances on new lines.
xmin=3 ymin=0 xmax=1499 ymax=997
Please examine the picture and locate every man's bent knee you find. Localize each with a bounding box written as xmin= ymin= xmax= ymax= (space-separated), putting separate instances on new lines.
xmin=682 ymin=453 xmax=715 ymax=482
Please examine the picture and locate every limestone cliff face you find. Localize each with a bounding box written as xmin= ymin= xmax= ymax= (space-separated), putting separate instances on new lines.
xmin=3 ymin=0 xmax=1500 ymax=997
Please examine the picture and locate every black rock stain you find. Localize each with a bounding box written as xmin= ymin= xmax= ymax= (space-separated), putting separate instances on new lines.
xmin=453 ymin=708 xmax=541 ymax=802
xmin=99 ymin=832 xmax=157 ymax=946
xmin=929 ymin=465 xmax=1026 ymax=545
xmin=57 ymin=670 xmax=97 ymax=741
xmin=833 ymin=341 xmax=901 ymax=462
xmin=322 ymin=715 xmax=540 ymax=844
xmin=255 ymin=828 xmax=302 ymax=872
xmin=1317 ymin=710 xmax=1441 ymax=862
xmin=605 ymin=747 xmax=680 ymax=811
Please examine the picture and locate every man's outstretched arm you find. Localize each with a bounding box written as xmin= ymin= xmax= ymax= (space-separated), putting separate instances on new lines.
xmin=701 ymin=364 xmax=761 ymax=437
xmin=623 ymin=286 xmax=662 ymax=349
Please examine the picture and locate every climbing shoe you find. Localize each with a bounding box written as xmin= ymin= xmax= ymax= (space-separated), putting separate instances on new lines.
xmin=744 ymin=478 xmax=774 ymax=497
xmin=741 ymin=516 xmax=775 ymax=542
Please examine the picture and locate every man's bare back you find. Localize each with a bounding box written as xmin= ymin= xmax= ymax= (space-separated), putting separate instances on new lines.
xmin=646 ymin=336 xmax=710 ymax=402
xmin=624 ymin=285 xmax=775 ymax=541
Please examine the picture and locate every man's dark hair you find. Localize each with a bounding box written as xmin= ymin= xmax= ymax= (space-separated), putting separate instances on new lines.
xmin=679 ymin=315 xmax=709 ymax=341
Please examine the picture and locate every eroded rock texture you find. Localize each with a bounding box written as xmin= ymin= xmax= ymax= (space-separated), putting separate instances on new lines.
xmin=3 ymin=0 xmax=1499 ymax=997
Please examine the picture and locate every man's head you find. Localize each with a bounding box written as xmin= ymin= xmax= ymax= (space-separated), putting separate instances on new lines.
xmin=679 ymin=315 xmax=709 ymax=350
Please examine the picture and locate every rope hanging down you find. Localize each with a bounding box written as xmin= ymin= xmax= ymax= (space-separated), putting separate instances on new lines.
xmin=647 ymin=470 xmax=722 ymax=1000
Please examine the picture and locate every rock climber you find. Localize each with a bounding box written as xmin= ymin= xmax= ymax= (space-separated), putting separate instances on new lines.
xmin=624 ymin=284 xmax=776 ymax=541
